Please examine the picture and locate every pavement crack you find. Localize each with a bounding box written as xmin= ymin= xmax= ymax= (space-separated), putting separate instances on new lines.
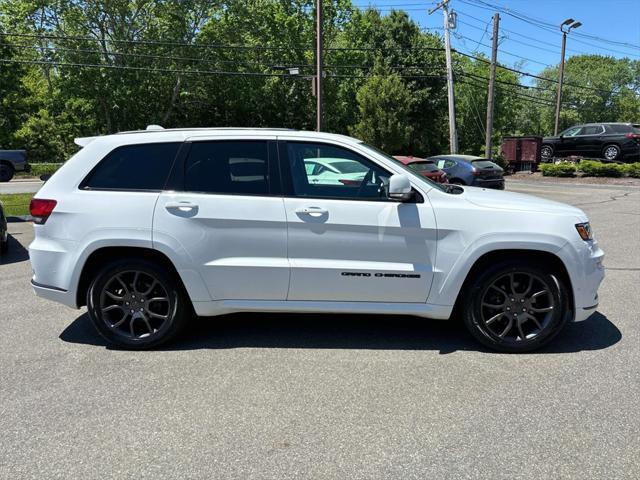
xmin=574 ymin=191 xmax=632 ymax=207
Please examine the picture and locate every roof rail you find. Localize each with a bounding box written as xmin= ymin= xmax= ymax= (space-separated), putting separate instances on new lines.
xmin=146 ymin=124 xmax=164 ymax=131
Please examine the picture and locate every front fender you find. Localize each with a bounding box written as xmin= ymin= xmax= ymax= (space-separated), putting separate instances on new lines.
xmin=428 ymin=232 xmax=568 ymax=306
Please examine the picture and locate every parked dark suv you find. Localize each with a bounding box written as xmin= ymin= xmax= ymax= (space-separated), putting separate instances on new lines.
xmin=541 ymin=123 xmax=640 ymax=161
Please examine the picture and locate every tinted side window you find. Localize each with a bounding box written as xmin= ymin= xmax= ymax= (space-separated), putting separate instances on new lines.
xmin=284 ymin=142 xmax=391 ymax=200
xmin=582 ymin=125 xmax=603 ymax=135
xmin=608 ymin=124 xmax=631 ymax=134
xmin=83 ymin=142 xmax=180 ymax=190
xmin=185 ymin=141 xmax=269 ymax=195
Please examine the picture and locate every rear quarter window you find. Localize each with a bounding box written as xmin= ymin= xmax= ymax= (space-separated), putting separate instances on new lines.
xmin=81 ymin=142 xmax=181 ymax=190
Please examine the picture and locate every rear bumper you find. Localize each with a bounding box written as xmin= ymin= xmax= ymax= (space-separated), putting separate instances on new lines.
xmin=31 ymin=279 xmax=78 ymax=308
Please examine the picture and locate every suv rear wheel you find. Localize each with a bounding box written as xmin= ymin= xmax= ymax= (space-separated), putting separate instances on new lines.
xmin=541 ymin=144 xmax=554 ymax=160
xmin=602 ymin=144 xmax=621 ymax=161
xmin=462 ymin=260 xmax=569 ymax=352
xmin=86 ymin=258 xmax=189 ymax=349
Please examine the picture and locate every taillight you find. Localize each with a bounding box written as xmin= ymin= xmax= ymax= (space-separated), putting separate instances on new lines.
xmin=30 ymin=199 xmax=57 ymax=224
xmin=625 ymin=132 xmax=640 ymax=139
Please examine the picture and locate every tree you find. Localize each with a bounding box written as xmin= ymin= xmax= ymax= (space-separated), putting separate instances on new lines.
xmin=350 ymin=67 xmax=413 ymax=153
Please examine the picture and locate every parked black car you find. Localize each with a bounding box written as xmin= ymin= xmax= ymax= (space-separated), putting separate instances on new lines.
xmin=428 ymin=155 xmax=505 ymax=189
xmin=0 ymin=199 xmax=8 ymax=253
xmin=0 ymin=148 xmax=30 ymax=182
xmin=541 ymin=123 xmax=640 ymax=162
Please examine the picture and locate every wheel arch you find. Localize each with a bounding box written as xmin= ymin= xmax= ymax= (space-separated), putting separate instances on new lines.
xmin=449 ymin=249 xmax=574 ymax=321
xmin=76 ymin=246 xmax=189 ymax=307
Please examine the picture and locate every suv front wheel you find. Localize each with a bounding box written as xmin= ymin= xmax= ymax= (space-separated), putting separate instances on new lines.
xmin=86 ymin=258 xmax=189 ymax=349
xmin=462 ymin=261 xmax=569 ymax=352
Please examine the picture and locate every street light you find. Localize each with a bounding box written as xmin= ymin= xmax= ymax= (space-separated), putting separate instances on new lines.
xmin=554 ymin=18 xmax=582 ymax=135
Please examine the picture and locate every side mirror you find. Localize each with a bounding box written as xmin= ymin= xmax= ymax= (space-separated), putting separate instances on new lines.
xmin=40 ymin=174 xmax=52 ymax=182
xmin=388 ymin=174 xmax=413 ymax=202
xmin=559 ymin=134 xmax=564 ymax=139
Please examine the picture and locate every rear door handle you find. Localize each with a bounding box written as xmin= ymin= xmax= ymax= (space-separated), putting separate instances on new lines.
xmin=165 ymin=201 xmax=198 ymax=211
xmin=295 ymin=206 xmax=328 ymax=216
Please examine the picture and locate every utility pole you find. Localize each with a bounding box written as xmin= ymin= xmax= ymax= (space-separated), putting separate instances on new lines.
xmin=554 ymin=18 xmax=581 ymax=135
xmin=316 ymin=0 xmax=323 ymax=132
xmin=429 ymin=0 xmax=458 ymax=153
xmin=484 ymin=13 xmax=500 ymax=159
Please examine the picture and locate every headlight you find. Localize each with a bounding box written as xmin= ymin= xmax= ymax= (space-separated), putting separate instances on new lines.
xmin=575 ymin=222 xmax=593 ymax=241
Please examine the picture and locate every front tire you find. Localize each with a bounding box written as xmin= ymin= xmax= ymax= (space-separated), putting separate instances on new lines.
xmin=0 ymin=230 xmax=8 ymax=253
xmin=86 ymin=259 xmax=189 ymax=349
xmin=462 ymin=261 xmax=569 ymax=353
xmin=541 ymin=144 xmax=554 ymax=161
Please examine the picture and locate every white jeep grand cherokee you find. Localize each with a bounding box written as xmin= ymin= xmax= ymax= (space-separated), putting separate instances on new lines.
xmin=29 ymin=128 xmax=604 ymax=352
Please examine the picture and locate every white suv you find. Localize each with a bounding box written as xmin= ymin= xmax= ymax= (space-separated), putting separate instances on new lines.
xmin=29 ymin=128 xmax=604 ymax=352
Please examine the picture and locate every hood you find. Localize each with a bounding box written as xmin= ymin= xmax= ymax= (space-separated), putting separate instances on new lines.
xmin=543 ymin=135 xmax=559 ymax=142
xmin=462 ymin=186 xmax=586 ymax=218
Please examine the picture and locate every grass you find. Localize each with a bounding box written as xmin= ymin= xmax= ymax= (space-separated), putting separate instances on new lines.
xmin=0 ymin=193 xmax=34 ymax=217
xmin=15 ymin=163 xmax=63 ymax=178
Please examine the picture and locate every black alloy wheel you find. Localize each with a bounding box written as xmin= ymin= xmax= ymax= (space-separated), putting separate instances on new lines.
xmin=463 ymin=261 xmax=569 ymax=352
xmin=87 ymin=259 xmax=189 ymax=349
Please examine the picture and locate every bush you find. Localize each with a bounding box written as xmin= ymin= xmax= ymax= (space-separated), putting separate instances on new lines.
xmin=625 ymin=162 xmax=640 ymax=178
xmin=578 ymin=160 xmax=625 ymax=177
xmin=15 ymin=162 xmax=63 ymax=177
xmin=539 ymin=162 xmax=576 ymax=177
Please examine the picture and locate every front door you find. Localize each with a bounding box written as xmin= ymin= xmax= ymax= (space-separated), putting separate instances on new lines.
xmin=153 ymin=138 xmax=290 ymax=301
xmin=279 ymin=139 xmax=436 ymax=303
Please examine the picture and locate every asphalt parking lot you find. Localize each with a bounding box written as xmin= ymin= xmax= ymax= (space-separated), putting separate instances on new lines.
xmin=1 ymin=180 xmax=639 ymax=479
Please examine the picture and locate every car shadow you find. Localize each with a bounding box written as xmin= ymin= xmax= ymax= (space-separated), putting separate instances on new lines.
xmin=59 ymin=311 xmax=620 ymax=354
xmin=0 ymin=232 xmax=29 ymax=265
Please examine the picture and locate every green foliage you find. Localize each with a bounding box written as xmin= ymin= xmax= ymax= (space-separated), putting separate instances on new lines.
xmin=0 ymin=1 xmax=637 ymax=161
xmin=539 ymin=162 xmax=577 ymax=177
xmin=0 ymin=193 xmax=33 ymax=216
xmin=624 ymin=162 xmax=640 ymax=178
xmin=578 ymin=160 xmax=626 ymax=177
xmin=350 ymin=67 xmax=413 ymax=152
xmin=15 ymin=163 xmax=63 ymax=177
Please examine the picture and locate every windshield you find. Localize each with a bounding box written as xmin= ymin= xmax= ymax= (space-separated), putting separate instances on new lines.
xmin=560 ymin=126 xmax=581 ymax=137
xmin=358 ymin=142 xmax=446 ymax=192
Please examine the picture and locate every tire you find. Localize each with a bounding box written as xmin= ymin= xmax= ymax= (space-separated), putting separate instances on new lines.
xmin=1 ymin=231 xmax=8 ymax=254
xmin=0 ymin=164 xmax=14 ymax=182
xmin=602 ymin=144 xmax=621 ymax=161
xmin=462 ymin=260 xmax=569 ymax=353
xmin=86 ymin=258 xmax=190 ymax=349
xmin=541 ymin=144 xmax=554 ymax=160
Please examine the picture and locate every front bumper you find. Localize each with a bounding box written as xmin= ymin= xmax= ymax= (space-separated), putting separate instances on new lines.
xmin=559 ymin=239 xmax=605 ymax=322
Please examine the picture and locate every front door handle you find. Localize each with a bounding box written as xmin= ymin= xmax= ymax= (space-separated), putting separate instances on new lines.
xmin=295 ymin=206 xmax=328 ymax=216
xmin=165 ymin=201 xmax=198 ymax=212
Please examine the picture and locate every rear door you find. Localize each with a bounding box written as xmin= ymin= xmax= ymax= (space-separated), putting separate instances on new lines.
xmin=278 ymin=138 xmax=437 ymax=303
xmin=153 ymin=137 xmax=289 ymax=301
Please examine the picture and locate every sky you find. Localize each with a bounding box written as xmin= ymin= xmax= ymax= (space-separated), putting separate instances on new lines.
xmin=351 ymin=0 xmax=640 ymax=77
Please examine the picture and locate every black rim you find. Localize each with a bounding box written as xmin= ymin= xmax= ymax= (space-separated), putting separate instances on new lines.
xmin=479 ymin=272 xmax=555 ymax=344
xmin=541 ymin=146 xmax=552 ymax=158
xmin=98 ymin=270 xmax=172 ymax=340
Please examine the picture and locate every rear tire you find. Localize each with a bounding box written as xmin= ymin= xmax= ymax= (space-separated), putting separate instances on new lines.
xmin=462 ymin=260 xmax=569 ymax=353
xmin=0 ymin=231 xmax=8 ymax=253
xmin=0 ymin=164 xmax=14 ymax=182
xmin=86 ymin=258 xmax=190 ymax=349
xmin=602 ymin=144 xmax=621 ymax=161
